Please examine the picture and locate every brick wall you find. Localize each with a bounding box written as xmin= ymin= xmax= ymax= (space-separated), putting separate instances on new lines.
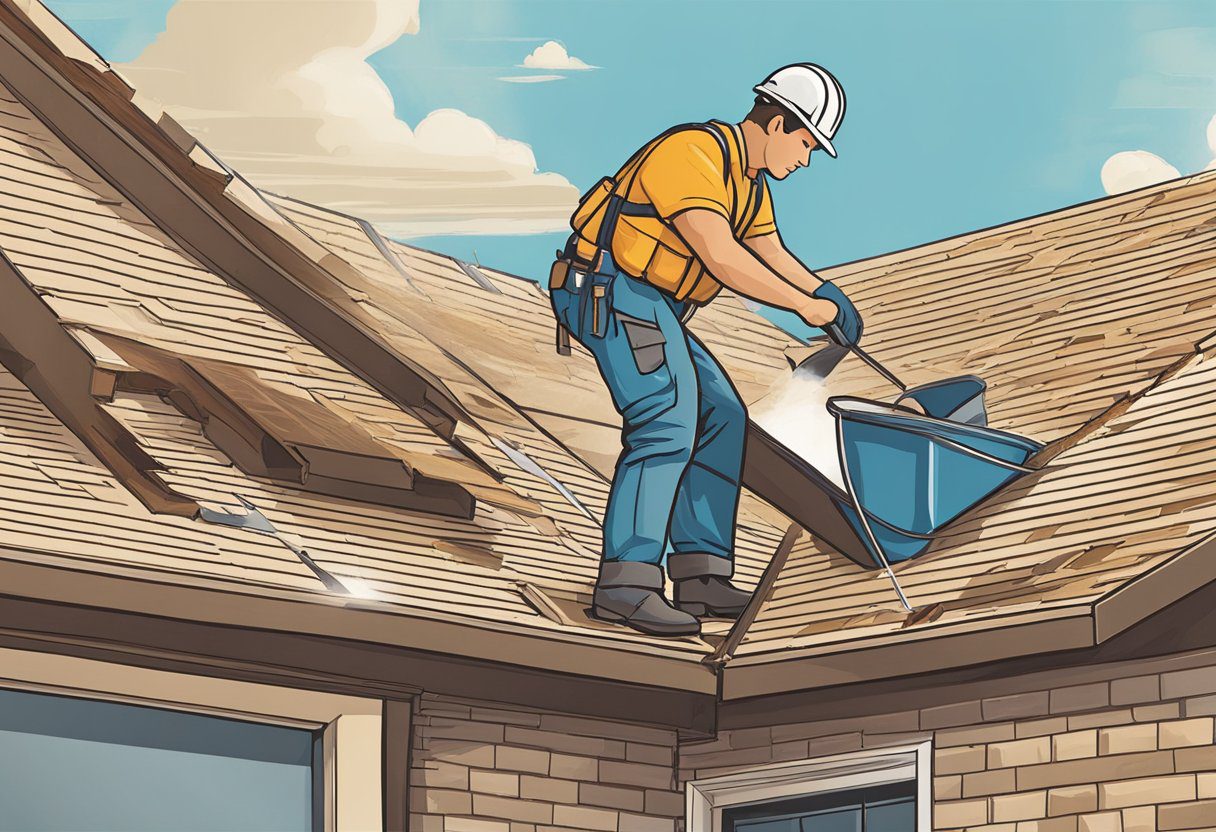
xmin=680 ymin=652 xmax=1216 ymax=832
xmin=409 ymin=693 xmax=685 ymax=832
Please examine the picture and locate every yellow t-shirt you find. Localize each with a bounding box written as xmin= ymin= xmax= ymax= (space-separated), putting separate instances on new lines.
xmin=570 ymin=121 xmax=775 ymax=304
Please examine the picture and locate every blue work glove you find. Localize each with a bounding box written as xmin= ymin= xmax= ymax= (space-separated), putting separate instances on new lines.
xmin=812 ymin=281 xmax=863 ymax=347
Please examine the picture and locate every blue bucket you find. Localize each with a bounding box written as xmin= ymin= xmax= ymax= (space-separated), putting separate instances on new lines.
xmin=895 ymin=375 xmax=988 ymax=426
xmin=828 ymin=397 xmax=1043 ymax=569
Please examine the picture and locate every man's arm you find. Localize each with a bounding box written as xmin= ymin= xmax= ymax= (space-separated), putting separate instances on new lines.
xmin=672 ymin=210 xmax=837 ymax=327
xmin=742 ymin=230 xmax=822 ymax=293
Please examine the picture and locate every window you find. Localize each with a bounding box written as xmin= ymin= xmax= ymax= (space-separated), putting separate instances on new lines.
xmin=0 ymin=647 xmax=389 ymax=832
xmin=687 ymin=742 xmax=930 ymax=832
xmin=723 ymin=781 xmax=915 ymax=832
xmin=0 ymin=688 xmax=319 ymax=831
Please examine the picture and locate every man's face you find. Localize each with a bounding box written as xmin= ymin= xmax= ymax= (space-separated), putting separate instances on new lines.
xmin=763 ymin=116 xmax=819 ymax=180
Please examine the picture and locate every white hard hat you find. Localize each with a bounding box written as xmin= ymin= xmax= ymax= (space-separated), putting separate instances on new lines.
xmin=753 ymin=63 xmax=846 ymax=157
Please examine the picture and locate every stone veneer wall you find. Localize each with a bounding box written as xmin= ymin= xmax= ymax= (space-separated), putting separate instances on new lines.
xmin=680 ymin=650 xmax=1216 ymax=832
xmin=409 ymin=692 xmax=686 ymax=832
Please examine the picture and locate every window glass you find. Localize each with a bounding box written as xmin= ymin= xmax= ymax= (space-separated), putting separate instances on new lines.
xmin=866 ymin=798 xmax=915 ymax=832
xmin=723 ymin=781 xmax=914 ymax=832
xmin=801 ymin=807 xmax=862 ymax=832
xmin=0 ymin=688 xmax=317 ymax=832
xmin=736 ymin=819 xmax=800 ymax=832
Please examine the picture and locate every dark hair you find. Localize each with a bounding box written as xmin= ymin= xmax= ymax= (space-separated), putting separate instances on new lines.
xmin=744 ymin=94 xmax=804 ymax=134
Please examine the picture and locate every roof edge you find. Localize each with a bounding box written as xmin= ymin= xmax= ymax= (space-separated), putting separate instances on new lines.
xmin=721 ymin=607 xmax=1097 ymax=700
xmin=721 ymin=527 xmax=1216 ymax=699
xmin=1095 ymin=530 xmax=1216 ymax=643
xmin=0 ymin=549 xmax=719 ymax=696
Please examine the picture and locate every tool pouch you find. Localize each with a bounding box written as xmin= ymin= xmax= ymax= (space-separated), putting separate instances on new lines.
xmin=548 ymin=256 xmax=570 ymax=292
xmin=549 ymin=248 xmax=574 ymax=355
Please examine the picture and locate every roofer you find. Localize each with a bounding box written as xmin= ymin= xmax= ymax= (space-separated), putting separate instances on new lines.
xmin=547 ymin=63 xmax=863 ymax=637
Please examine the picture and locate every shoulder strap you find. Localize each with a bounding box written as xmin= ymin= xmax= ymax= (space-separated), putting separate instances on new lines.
xmin=743 ymin=170 xmax=768 ymax=235
xmin=616 ymin=121 xmax=735 ymax=220
xmin=700 ymin=121 xmax=733 ymax=185
xmin=701 ymin=121 xmax=737 ymax=218
xmin=594 ymin=123 xmax=704 ymax=245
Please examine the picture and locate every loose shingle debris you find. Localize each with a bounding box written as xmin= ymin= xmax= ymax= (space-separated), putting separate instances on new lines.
xmin=455 ymin=259 xmax=503 ymax=294
xmin=432 ymin=538 xmax=504 ymax=571
xmin=357 ymin=218 xmax=423 ymax=295
xmin=515 ymin=581 xmax=576 ymax=627
xmin=489 ymin=435 xmax=596 ymax=521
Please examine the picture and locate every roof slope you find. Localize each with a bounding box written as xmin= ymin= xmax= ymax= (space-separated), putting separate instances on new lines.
xmin=0 ymin=0 xmax=1212 ymax=700
xmin=0 ymin=0 xmax=737 ymax=691
xmin=267 ymin=161 xmax=1216 ymax=696
xmin=814 ymin=172 xmax=1216 ymax=444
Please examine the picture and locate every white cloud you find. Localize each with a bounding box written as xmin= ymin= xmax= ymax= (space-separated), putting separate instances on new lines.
xmin=521 ymin=41 xmax=595 ymax=71
xmin=1101 ymin=112 xmax=1216 ymax=195
xmin=1100 ymin=151 xmax=1181 ymax=195
xmin=498 ymin=75 xmax=565 ymax=84
xmin=118 ymin=0 xmax=578 ymax=236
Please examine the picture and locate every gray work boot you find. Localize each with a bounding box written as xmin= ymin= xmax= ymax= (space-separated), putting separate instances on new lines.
xmin=591 ymin=562 xmax=700 ymax=637
xmin=667 ymin=553 xmax=751 ymax=619
xmin=673 ymin=576 xmax=752 ymax=618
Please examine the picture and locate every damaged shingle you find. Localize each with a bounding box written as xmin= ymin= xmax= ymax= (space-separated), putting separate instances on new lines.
xmin=357 ymin=218 xmax=424 ymax=295
xmin=455 ymin=259 xmax=503 ymax=294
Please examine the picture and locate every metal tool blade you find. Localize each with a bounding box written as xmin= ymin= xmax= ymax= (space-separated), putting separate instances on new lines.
xmin=199 ymin=494 xmax=350 ymax=594
xmin=792 ymin=342 xmax=849 ymax=382
xmin=796 ymin=326 xmax=908 ymax=394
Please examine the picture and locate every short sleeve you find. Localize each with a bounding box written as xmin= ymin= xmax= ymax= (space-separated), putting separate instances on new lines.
xmin=634 ymin=130 xmax=731 ymax=221
xmin=743 ymin=177 xmax=776 ymax=239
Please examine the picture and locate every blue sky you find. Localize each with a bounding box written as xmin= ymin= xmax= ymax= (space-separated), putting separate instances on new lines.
xmin=45 ymin=0 xmax=1216 ymax=304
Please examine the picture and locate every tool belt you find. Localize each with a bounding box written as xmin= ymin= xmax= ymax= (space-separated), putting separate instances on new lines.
xmin=548 ymin=235 xmax=697 ymax=357
xmin=547 ymin=182 xmax=627 ymax=355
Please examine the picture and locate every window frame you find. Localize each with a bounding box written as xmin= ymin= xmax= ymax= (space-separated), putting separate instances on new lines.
xmin=0 ymin=646 xmax=391 ymax=832
xmin=685 ymin=741 xmax=932 ymax=832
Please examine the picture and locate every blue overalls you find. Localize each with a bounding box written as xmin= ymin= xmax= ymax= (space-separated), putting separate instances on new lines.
xmin=549 ymin=153 xmax=748 ymax=582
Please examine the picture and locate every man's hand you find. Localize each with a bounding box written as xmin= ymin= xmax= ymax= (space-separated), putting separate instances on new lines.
xmin=795 ymin=296 xmax=840 ymax=329
xmin=811 ymin=281 xmax=863 ymax=346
